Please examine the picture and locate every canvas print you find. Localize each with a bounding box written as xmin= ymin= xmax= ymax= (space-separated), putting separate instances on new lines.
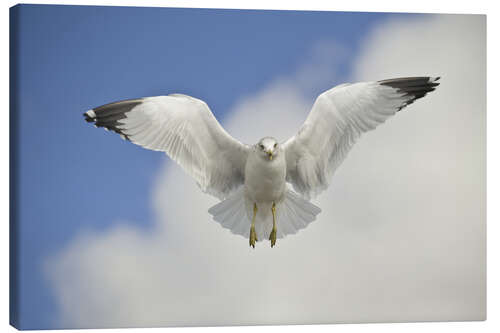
xmin=10 ymin=4 xmax=486 ymax=330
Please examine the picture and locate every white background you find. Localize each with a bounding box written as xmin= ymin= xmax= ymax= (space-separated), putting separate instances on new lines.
xmin=2 ymin=1 xmax=497 ymax=333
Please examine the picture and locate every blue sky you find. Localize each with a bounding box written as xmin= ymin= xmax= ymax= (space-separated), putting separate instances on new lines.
xmin=10 ymin=4 xmax=463 ymax=329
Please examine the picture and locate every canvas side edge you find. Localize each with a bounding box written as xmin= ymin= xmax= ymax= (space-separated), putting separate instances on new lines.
xmin=9 ymin=4 xmax=21 ymax=330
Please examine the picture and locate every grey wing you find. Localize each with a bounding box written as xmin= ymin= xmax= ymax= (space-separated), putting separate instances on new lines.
xmin=84 ymin=94 xmax=250 ymax=200
xmin=283 ymin=76 xmax=440 ymax=199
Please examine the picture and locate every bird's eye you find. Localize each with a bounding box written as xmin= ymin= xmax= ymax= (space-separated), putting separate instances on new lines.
xmin=259 ymin=144 xmax=264 ymax=150
xmin=274 ymin=143 xmax=277 ymax=148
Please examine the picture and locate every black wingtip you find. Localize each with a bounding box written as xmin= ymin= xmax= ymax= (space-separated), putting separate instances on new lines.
xmin=379 ymin=76 xmax=441 ymax=111
xmin=83 ymin=111 xmax=95 ymax=123
xmin=83 ymin=98 xmax=143 ymax=141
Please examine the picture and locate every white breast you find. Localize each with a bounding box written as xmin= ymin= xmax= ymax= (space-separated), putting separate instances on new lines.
xmin=244 ymin=149 xmax=287 ymax=203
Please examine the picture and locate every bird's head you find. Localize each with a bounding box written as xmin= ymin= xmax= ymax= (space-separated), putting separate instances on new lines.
xmin=256 ymin=137 xmax=280 ymax=161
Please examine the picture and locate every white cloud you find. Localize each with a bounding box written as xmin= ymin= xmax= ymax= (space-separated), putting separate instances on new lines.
xmin=45 ymin=14 xmax=486 ymax=328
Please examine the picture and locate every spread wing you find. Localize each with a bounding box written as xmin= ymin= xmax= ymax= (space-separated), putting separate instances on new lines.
xmin=84 ymin=94 xmax=250 ymax=200
xmin=283 ymin=76 xmax=440 ymax=199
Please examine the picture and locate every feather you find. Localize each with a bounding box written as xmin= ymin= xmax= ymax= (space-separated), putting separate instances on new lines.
xmin=84 ymin=95 xmax=250 ymax=200
xmin=283 ymin=76 xmax=440 ymax=199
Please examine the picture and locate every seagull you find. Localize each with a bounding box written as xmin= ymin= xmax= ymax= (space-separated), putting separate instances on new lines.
xmin=84 ymin=76 xmax=440 ymax=248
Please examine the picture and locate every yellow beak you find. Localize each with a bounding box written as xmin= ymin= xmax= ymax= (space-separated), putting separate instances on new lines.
xmin=267 ymin=151 xmax=273 ymax=160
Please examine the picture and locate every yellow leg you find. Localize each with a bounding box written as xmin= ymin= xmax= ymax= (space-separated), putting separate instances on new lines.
xmin=269 ymin=202 xmax=277 ymax=247
xmin=249 ymin=203 xmax=258 ymax=248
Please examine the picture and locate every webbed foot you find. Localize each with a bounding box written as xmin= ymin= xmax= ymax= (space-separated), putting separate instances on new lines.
xmin=269 ymin=228 xmax=277 ymax=248
xmin=270 ymin=202 xmax=277 ymax=248
xmin=249 ymin=203 xmax=258 ymax=248
xmin=249 ymin=226 xmax=258 ymax=248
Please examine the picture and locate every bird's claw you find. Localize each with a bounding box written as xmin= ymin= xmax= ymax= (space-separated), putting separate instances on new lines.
xmin=249 ymin=226 xmax=257 ymax=248
xmin=269 ymin=228 xmax=277 ymax=247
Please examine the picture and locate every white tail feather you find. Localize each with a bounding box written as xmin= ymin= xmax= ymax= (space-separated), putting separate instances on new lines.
xmin=208 ymin=188 xmax=321 ymax=241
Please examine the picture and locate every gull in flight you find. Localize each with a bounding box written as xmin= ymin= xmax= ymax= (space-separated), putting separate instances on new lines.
xmin=84 ymin=76 xmax=440 ymax=248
